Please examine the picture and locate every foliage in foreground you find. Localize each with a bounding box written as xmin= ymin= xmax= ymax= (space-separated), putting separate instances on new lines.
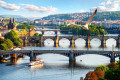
xmin=84 ymin=60 xmax=120 ymax=80
xmin=4 ymin=29 xmax=22 ymax=46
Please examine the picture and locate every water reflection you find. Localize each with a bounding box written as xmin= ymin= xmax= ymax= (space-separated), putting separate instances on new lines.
xmin=106 ymin=38 xmax=116 ymax=47
xmin=90 ymin=38 xmax=101 ymax=48
xmin=59 ymin=38 xmax=70 ymax=48
xmin=75 ymin=38 xmax=86 ymax=48
xmin=44 ymin=39 xmax=54 ymax=47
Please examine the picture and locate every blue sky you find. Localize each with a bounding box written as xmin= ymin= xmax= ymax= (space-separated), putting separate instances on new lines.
xmin=0 ymin=0 xmax=120 ymax=17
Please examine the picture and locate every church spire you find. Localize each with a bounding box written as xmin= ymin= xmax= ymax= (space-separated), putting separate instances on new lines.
xmin=10 ymin=18 xmax=12 ymax=23
xmin=13 ymin=17 xmax=15 ymax=23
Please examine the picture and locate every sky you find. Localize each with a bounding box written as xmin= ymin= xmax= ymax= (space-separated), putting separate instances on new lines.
xmin=0 ymin=0 xmax=120 ymax=18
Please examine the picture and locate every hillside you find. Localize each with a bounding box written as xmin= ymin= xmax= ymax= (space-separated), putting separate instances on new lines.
xmin=0 ymin=15 xmax=31 ymax=23
xmin=35 ymin=11 xmax=120 ymax=21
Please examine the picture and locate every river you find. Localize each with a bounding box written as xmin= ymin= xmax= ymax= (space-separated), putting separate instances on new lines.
xmin=0 ymin=29 xmax=120 ymax=80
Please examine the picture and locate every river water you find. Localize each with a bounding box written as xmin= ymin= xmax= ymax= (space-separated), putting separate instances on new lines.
xmin=0 ymin=30 xmax=120 ymax=80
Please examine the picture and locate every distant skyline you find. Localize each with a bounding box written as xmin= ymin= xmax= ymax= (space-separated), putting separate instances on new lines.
xmin=0 ymin=0 xmax=120 ymax=18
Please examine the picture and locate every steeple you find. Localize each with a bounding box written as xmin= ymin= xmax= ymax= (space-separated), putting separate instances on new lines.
xmin=13 ymin=17 xmax=15 ymax=23
xmin=9 ymin=18 xmax=12 ymax=23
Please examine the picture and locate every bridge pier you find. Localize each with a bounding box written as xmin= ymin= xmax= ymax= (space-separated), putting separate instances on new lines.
xmin=30 ymin=51 xmax=37 ymax=61
xmin=110 ymin=52 xmax=115 ymax=63
xmin=69 ymin=52 xmax=76 ymax=63
xmin=10 ymin=54 xmax=17 ymax=63
xmin=101 ymin=37 xmax=106 ymax=48
xmin=40 ymin=35 xmax=44 ymax=47
xmin=70 ymin=38 xmax=74 ymax=48
xmin=86 ymin=37 xmax=90 ymax=48
xmin=117 ymin=37 xmax=120 ymax=48
xmin=55 ymin=36 xmax=59 ymax=47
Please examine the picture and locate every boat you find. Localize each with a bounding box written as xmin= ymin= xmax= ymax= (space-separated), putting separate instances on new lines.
xmin=29 ymin=58 xmax=44 ymax=66
xmin=1 ymin=59 xmax=6 ymax=63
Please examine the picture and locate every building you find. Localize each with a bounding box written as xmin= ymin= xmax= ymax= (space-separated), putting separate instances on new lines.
xmin=0 ymin=32 xmax=4 ymax=39
xmin=18 ymin=29 xmax=28 ymax=37
xmin=8 ymin=18 xmax=16 ymax=30
xmin=29 ymin=29 xmax=36 ymax=36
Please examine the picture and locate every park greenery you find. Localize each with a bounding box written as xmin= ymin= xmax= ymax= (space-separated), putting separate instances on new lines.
xmin=0 ymin=38 xmax=13 ymax=50
xmin=60 ymin=24 xmax=107 ymax=36
xmin=4 ymin=29 xmax=22 ymax=47
xmin=16 ymin=22 xmax=33 ymax=31
xmin=84 ymin=61 xmax=120 ymax=80
xmin=34 ymin=33 xmax=42 ymax=36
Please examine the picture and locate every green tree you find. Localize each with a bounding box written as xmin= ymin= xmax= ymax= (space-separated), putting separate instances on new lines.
xmin=104 ymin=67 xmax=120 ymax=80
xmin=34 ymin=33 xmax=39 ymax=36
xmin=4 ymin=29 xmax=18 ymax=41
xmin=3 ymin=39 xmax=13 ymax=49
xmin=39 ymin=34 xmax=42 ymax=36
xmin=14 ymin=40 xmax=21 ymax=46
xmin=95 ymin=65 xmax=109 ymax=71
xmin=0 ymin=43 xmax=8 ymax=50
xmin=0 ymin=38 xmax=4 ymax=44
xmin=4 ymin=29 xmax=22 ymax=46
xmin=17 ymin=22 xmax=33 ymax=29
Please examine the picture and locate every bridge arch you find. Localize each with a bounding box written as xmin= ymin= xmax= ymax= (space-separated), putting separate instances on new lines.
xmin=44 ymin=38 xmax=54 ymax=47
xmin=35 ymin=52 xmax=69 ymax=58
xmin=106 ymin=38 xmax=116 ymax=47
xmin=59 ymin=38 xmax=70 ymax=48
xmin=74 ymin=38 xmax=86 ymax=48
xmin=44 ymin=31 xmax=55 ymax=35
xmin=75 ymin=53 xmax=111 ymax=58
xmin=90 ymin=38 xmax=101 ymax=48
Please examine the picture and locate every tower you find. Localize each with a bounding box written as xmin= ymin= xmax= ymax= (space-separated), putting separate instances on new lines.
xmin=8 ymin=18 xmax=16 ymax=30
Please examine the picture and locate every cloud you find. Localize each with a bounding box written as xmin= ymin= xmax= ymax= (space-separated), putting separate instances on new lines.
xmin=80 ymin=10 xmax=86 ymax=13
xmin=0 ymin=0 xmax=20 ymax=11
xmin=21 ymin=4 xmax=58 ymax=14
xmin=90 ymin=0 xmax=120 ymax=12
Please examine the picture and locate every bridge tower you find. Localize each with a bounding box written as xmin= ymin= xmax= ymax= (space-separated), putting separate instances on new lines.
xmin=110 ymin=51 xmax=115 ymax=62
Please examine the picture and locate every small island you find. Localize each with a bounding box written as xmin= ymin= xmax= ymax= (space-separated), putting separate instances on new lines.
xmin=60 ymin=24 xmax=107 ymax=36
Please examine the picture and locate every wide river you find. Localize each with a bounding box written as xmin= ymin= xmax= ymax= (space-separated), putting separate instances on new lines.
xmin=0 ymin=29 xmax=120 ymax=80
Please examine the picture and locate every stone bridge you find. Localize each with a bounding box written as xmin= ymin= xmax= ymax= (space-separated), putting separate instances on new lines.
xmin=21 ymin=35 xmax=120 ymax=48
xmin=0 ymin=50 xmax=120 ymax=63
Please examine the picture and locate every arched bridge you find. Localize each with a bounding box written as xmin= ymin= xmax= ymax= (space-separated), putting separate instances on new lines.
xmin=21 ymin=35 xmax=120 ymax=48
xmin=0 ymin=50 xmax=120 ymax=63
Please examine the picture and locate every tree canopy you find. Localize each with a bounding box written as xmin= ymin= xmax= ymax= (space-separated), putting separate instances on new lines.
xmin=16 ymin=22 xmax=33 ymax=30
xmin=60 ymin=24 xmax=107 ymax=36
xmin=4 ymin=29 xmax=22 ymax=46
